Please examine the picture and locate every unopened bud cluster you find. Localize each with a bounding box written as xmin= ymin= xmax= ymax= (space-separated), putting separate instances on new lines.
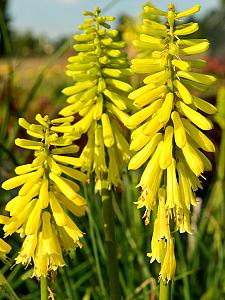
xmin=60 ymin=7 xmax=132 ymax=190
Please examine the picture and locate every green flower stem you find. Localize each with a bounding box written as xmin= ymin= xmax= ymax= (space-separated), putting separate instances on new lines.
xmin=40 ymin=276 xmax=48 ymax=300
xmin=102 ymin=180 xmax=121 ymax=300
xmin=0 ymin=270 xmax=20 ymax=300
xmin=159 ymin=238 xmax=171 ymax=300
xmin=159 ymin=281 xmax=171 ymax=300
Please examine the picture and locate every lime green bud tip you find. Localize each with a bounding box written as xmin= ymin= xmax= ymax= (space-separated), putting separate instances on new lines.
xmin=94 ymin=6 xmax=101 ymax=15
xmin=168 ymin=2 xmax=175 ymax=11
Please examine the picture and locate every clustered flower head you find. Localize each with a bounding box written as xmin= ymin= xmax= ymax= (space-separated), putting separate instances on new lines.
xmin=60 ymin=7 xmax=133 ymax=191
xmin=128 ymin=3 xmax=216 ymax=282
xmin=0 ymin=114 xmax=87 ymax=277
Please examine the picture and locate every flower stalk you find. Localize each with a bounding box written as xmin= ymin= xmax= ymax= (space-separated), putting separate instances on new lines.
xmin=102 ymin=179 xmax=121 ymax=300
xmin=40 ymin=276 xmax=48 ymax=300
xmin=159 ymin=281 xmax=171 ymax=300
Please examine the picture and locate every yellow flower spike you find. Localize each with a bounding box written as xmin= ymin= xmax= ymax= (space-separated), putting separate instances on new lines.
xmin=1 ymin=114 xmax=87 ymax=277
xmin=60 ymin=7 xmax=133 ymax=190
xmin=129 ymin=2 xmax=216 ymax=282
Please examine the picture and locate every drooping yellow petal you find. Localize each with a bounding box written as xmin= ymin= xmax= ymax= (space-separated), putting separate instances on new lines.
xmin=171 ymin=111 xmax=186 ymax=148
xmin=159 ymin=126 xmax=174 ymax=170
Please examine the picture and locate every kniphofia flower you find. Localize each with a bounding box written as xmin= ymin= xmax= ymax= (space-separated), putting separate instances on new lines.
xmin=60 ymin=7 xmax=132 ymax=190
xmin=0 ymin=114 xmax=87 ymax=277
xmin=128 ymin=3 xmax=216 ymax=282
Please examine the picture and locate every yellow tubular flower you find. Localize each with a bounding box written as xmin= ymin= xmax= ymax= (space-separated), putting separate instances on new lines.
xmin=1 ymin=115 xmax=87 ymax=278
xmin=0 ymin=238 xmax=11 ymax=262
xmin=128 ymin=2 xmax=216 ymax=282
xmin=60 ymin=7 xmax=132 ymax=190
